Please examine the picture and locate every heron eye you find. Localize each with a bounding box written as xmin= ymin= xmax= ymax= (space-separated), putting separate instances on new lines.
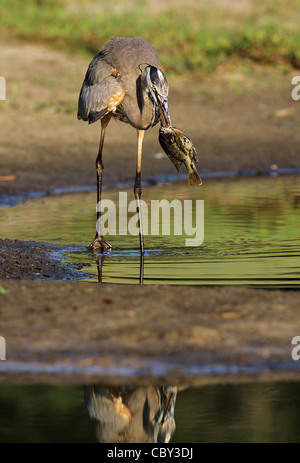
xmin=152 ymin=86 xmax=156 ymax=92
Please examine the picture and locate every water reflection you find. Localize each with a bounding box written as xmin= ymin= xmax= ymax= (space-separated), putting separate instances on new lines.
xmin=84 ymin=385 xmax=177 ymax=443
xmin=95 ymin=252 xmax=144 ymax=285
xmin=0 ymin=381 xmax=300 ymax=442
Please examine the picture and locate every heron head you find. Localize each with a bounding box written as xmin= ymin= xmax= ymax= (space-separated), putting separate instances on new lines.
xmin=145 ymin=66 xmax=172 ymax=127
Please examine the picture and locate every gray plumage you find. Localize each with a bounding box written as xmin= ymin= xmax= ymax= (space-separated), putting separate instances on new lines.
xmin=78 ymin=37 xmax=170 ymax=129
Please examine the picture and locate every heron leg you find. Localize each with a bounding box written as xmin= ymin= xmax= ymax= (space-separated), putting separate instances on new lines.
xmin=89 ymin=113 xmax=112 ymax=252
xmin=134 ymin=130 xmax=145 ymax=284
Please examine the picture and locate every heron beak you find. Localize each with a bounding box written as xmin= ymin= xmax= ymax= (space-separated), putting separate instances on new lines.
xmin=157 ymin=96 xmax=172 ymax=127
xmin=160 ymin=392 xmax=176 ymax=426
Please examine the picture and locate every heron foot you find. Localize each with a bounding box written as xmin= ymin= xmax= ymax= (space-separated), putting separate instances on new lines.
xmin=88 ymin=236 xmax=112 ymax=253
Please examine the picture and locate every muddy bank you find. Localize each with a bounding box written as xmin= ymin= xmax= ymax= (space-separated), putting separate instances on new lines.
xmin=0 ymin=278 xmax=299 ymax=385
xmin=0 ymin=238 xmax=91 ymax=280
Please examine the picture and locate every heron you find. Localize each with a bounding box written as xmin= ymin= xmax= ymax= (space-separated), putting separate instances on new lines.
xmin=78 ymin=37 xmax=171 ymax=258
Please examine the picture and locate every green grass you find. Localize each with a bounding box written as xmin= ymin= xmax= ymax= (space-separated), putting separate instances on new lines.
xmin=1 ymin=0 xmax=300 ymax=76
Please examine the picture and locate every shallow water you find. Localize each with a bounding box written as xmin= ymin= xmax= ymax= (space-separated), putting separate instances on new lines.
xmin=0 ymin=174 xmax=299 ymax=287
xmin=0 ymin=380 xmax=300 ymax=443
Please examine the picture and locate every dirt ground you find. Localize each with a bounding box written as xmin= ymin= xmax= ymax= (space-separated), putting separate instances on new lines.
xmin=0 ymin=276 xmax=299 ymax=386
xmin=0 ymin=42 xmax=300 ymax=385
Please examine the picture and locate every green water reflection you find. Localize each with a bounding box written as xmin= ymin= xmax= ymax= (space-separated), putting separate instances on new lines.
xmin=0 ymin=175 xmax=299 ymax=287
xmin=0 ymin=381 xmax=299 ymax=443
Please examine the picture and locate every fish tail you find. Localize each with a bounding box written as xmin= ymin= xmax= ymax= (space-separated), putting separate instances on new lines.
xmin=188 ymin=170 xmax=202 ymax=187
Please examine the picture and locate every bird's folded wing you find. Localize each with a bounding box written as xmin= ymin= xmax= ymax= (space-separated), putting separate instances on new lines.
xmin=78 ymin=74 xmax=125 ymax=124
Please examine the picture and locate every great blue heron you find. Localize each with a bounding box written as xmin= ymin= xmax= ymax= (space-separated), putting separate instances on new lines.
xmin=78 ymin=37 xmax=171 ymax=257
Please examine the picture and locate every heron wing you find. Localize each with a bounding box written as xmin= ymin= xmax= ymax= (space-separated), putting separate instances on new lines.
xmin=78 ymin=60 xmax=125 ymax=124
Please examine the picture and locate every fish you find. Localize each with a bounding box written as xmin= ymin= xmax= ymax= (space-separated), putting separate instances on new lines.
xmin=158 ymin=126 xmax=202 ymax=186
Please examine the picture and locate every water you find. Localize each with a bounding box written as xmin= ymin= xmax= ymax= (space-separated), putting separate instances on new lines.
xmin=0 ymin=380 xmax=300 ymax=443
xmin=0 ymin=174 xmax=299 ymax=287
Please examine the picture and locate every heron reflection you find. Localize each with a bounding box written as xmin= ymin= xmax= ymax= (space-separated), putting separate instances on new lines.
xmin=84 ymin=385 xmax=177 ymax=443
xmin=95 ymin=252 xmax=144 ymax=285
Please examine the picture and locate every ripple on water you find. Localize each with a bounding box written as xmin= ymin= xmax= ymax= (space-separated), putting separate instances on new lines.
xmin=0 ymin=174 xmax=299 ymax=287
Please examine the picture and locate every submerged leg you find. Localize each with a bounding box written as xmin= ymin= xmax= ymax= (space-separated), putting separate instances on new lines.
xmin=96 ymin=254 xmax=105 ymax=283
xmin=89 ymin=113 xmax=112 ymax=252
xmin=134 ymin=130 xmax=145 ymax=284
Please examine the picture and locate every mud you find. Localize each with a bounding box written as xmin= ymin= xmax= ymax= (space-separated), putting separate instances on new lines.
xmin=0 ymin=238 xmax=91 ymax=280
xmin=0 ymin=278 xmax=299 ymax=386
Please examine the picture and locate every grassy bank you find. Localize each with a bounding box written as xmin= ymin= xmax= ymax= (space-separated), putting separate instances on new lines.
xmin=1 ymin=0 xmax=300 ymax=76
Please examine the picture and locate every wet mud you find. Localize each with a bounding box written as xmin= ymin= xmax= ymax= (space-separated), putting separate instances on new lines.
xmin=0 ymin=277 xmax=299 ymax=386
xmin=0 ymin=238 xmax=91 ymax=280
